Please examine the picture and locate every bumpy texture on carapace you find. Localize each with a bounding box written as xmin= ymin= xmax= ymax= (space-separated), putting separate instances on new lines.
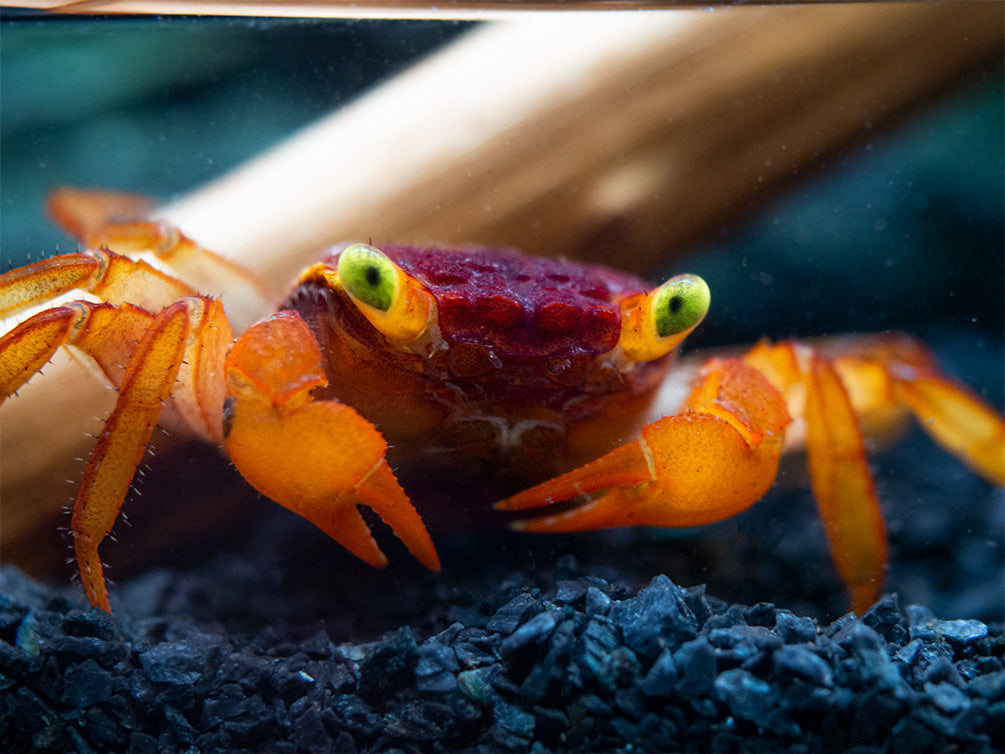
xmin=391 ymin=245 xmax=650 ymax=356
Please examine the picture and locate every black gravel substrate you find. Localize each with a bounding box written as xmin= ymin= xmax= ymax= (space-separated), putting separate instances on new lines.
xmin=2 ymin=525 xmax=1003 ymax=753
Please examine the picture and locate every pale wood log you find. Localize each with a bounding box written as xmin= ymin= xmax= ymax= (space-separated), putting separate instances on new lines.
xmin=3 ymin=5 xmax=1002 ymax=574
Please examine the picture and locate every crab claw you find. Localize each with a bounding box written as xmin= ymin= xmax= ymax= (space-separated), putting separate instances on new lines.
xmin=223 ymin=312 xmax=440 ymax=572
xmin=496 ymin=359 xmax=790 ymax=531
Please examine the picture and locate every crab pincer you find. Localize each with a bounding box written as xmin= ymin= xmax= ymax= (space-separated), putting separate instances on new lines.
xmin=496 ymin=358 xmax=790 ymax=529
xmin=223 ymin=310 xmax=440 ymax=574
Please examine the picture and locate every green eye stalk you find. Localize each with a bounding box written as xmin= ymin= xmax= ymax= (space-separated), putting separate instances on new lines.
xmin=338 ymin=243 xmax=399 ymax=312
xmin=332 ymin=244 xmax=433 ymax=342
xmin=618 ymin=274 xmax=710 ymax=362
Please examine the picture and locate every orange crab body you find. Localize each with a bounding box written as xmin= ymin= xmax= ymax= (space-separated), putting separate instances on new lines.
xmin=284 ymin=245 xmax=671 ymax=483
xmin=2 ymin=188 xmax=1002 ymax=616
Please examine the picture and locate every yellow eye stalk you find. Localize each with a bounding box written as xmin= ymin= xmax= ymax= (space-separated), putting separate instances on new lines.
xmin=331 ymin=244 xmax=433 ymax=342
xmin=618 ymin=274 xmax=710 ymax=362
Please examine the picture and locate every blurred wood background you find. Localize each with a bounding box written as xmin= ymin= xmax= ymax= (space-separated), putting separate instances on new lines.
xmin=2 ymin=4 xmax=1002 ymax=575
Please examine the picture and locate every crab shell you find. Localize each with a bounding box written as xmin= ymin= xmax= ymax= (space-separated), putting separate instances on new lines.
xmin=283 ymin=245 xmax=673 ymax=483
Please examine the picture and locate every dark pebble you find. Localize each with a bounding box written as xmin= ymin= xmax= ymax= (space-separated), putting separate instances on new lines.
xmin=415 ymin=640 xmax=459 ymax=693
xmin=61 ymin=609 xmax=118 ymax=641
xmin=139 ymin=642 xmax=206 ymax=686
xmin=62 ymin=659 xmax=113 ymax=706
xmin=968 ymin=669 xmax=1005 ymax=700
xmin=714 ymin=667 xmax=775 ymax=723
xmin=585 ymin=587 xmax=611 ymax=616
xmin=925 ymin=681 xmax=970 ymax=714
xmin=127 ymin=731 xmax=158 ymax=754
xmin=454 ymin=630 xmax=498 ymax=670
xmin=486 ymin=593 xmax=539 ymax=634
xmin=494 ymin=699 xmax=535 ymax=736
xmin=640 ymin=649 xmax=678 ymax=697
xmin=500 ymin=610 xmax=558 ymax=656
xmin=292 ymin=706 xmax=331 ymax=751
xmin=773 ymin=645 xmax=834 ymax=687
xmin=357 ymin=626 xmax=418 ymax=702
xmin=555 ymin=579 xmax=588 ymax=604
xmin=862 ymin=593 xmax=909 ymax=644
xmin=610 ymin=574 xmax=698 ymax=659
xmin=923 ymin=655 xmax=965 ymax=688
xmin=932 ymin=619 xmax=989 ymax=645
xmin=838 ymin=623 xmax=900 ymax=690
xmin=774 ymin=610 xmax=818 ymax=644
xmin=458 ymin=667 xmax=497 ymax=704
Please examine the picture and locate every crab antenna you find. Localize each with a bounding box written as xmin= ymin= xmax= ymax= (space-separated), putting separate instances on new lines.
xmin=328 ymin=244 xmax=434 ymax=342
xmin=618 ymin=274 xmax=710 ymax=363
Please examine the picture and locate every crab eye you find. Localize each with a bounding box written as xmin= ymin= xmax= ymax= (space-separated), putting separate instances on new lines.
xmin=331 ymin=243 xmax=434 ymax=343
xmin=338 ymin=243 xmax=398 ymax=312
xmin=618 ymin=273 xmax=710 ymax=363
xmin=652 ymin=274 xmax=710 ymax=338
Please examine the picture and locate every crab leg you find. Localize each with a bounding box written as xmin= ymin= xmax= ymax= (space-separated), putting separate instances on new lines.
xmin=0 ymin=301 xmax=154 ymax=401
xmin=497 ymin=358 xmax=791 ymax=530
xmin=806 ymin=335 xmax=1003 ymax=486
xmin=0 ymin=292 xmax=230 ymax=611
xmin=0 ymin=249 xmax=195 ymax=319
xmin=222 ymin=311 xmax=440 ymax=573
xmin=804 ymin=353 xmax=887 ymax=614
xmin=71 ymin=299 xmax=195 ymax=612
xmin=47 ymin=187 xmax=268 ymax=326
xmin=894 ymin=372 xmax=1004 ymax=486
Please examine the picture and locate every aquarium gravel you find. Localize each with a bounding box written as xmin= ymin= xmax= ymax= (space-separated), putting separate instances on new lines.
xmin=2 ymin=555 xmax=1003 ymax=753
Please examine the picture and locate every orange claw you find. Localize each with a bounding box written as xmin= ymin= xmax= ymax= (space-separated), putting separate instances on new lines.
xmin=497 ymin=359 xmax=790 ymax=532
xmin=223 ymin=312 xmax=440 ymax=573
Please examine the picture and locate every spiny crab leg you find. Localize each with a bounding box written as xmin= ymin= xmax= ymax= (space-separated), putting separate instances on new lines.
xmin=2 ymin=286 xmax=231 ymax=611
xmin=46 ymin=187 xmax=268 ymax=327
xmin=71 ymin=300 xmax=194 ymax=612
xmin=0 ymin=301 xmax=154 ymax=401
xmin=223 ymin=311 xmax=440 ymax=574
xmin=0 ymin=249 xmax=195 ymax=319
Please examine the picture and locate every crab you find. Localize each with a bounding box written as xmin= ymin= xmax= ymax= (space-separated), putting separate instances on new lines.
xmin=2 ymin=188 xmax=1003 ymax=615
